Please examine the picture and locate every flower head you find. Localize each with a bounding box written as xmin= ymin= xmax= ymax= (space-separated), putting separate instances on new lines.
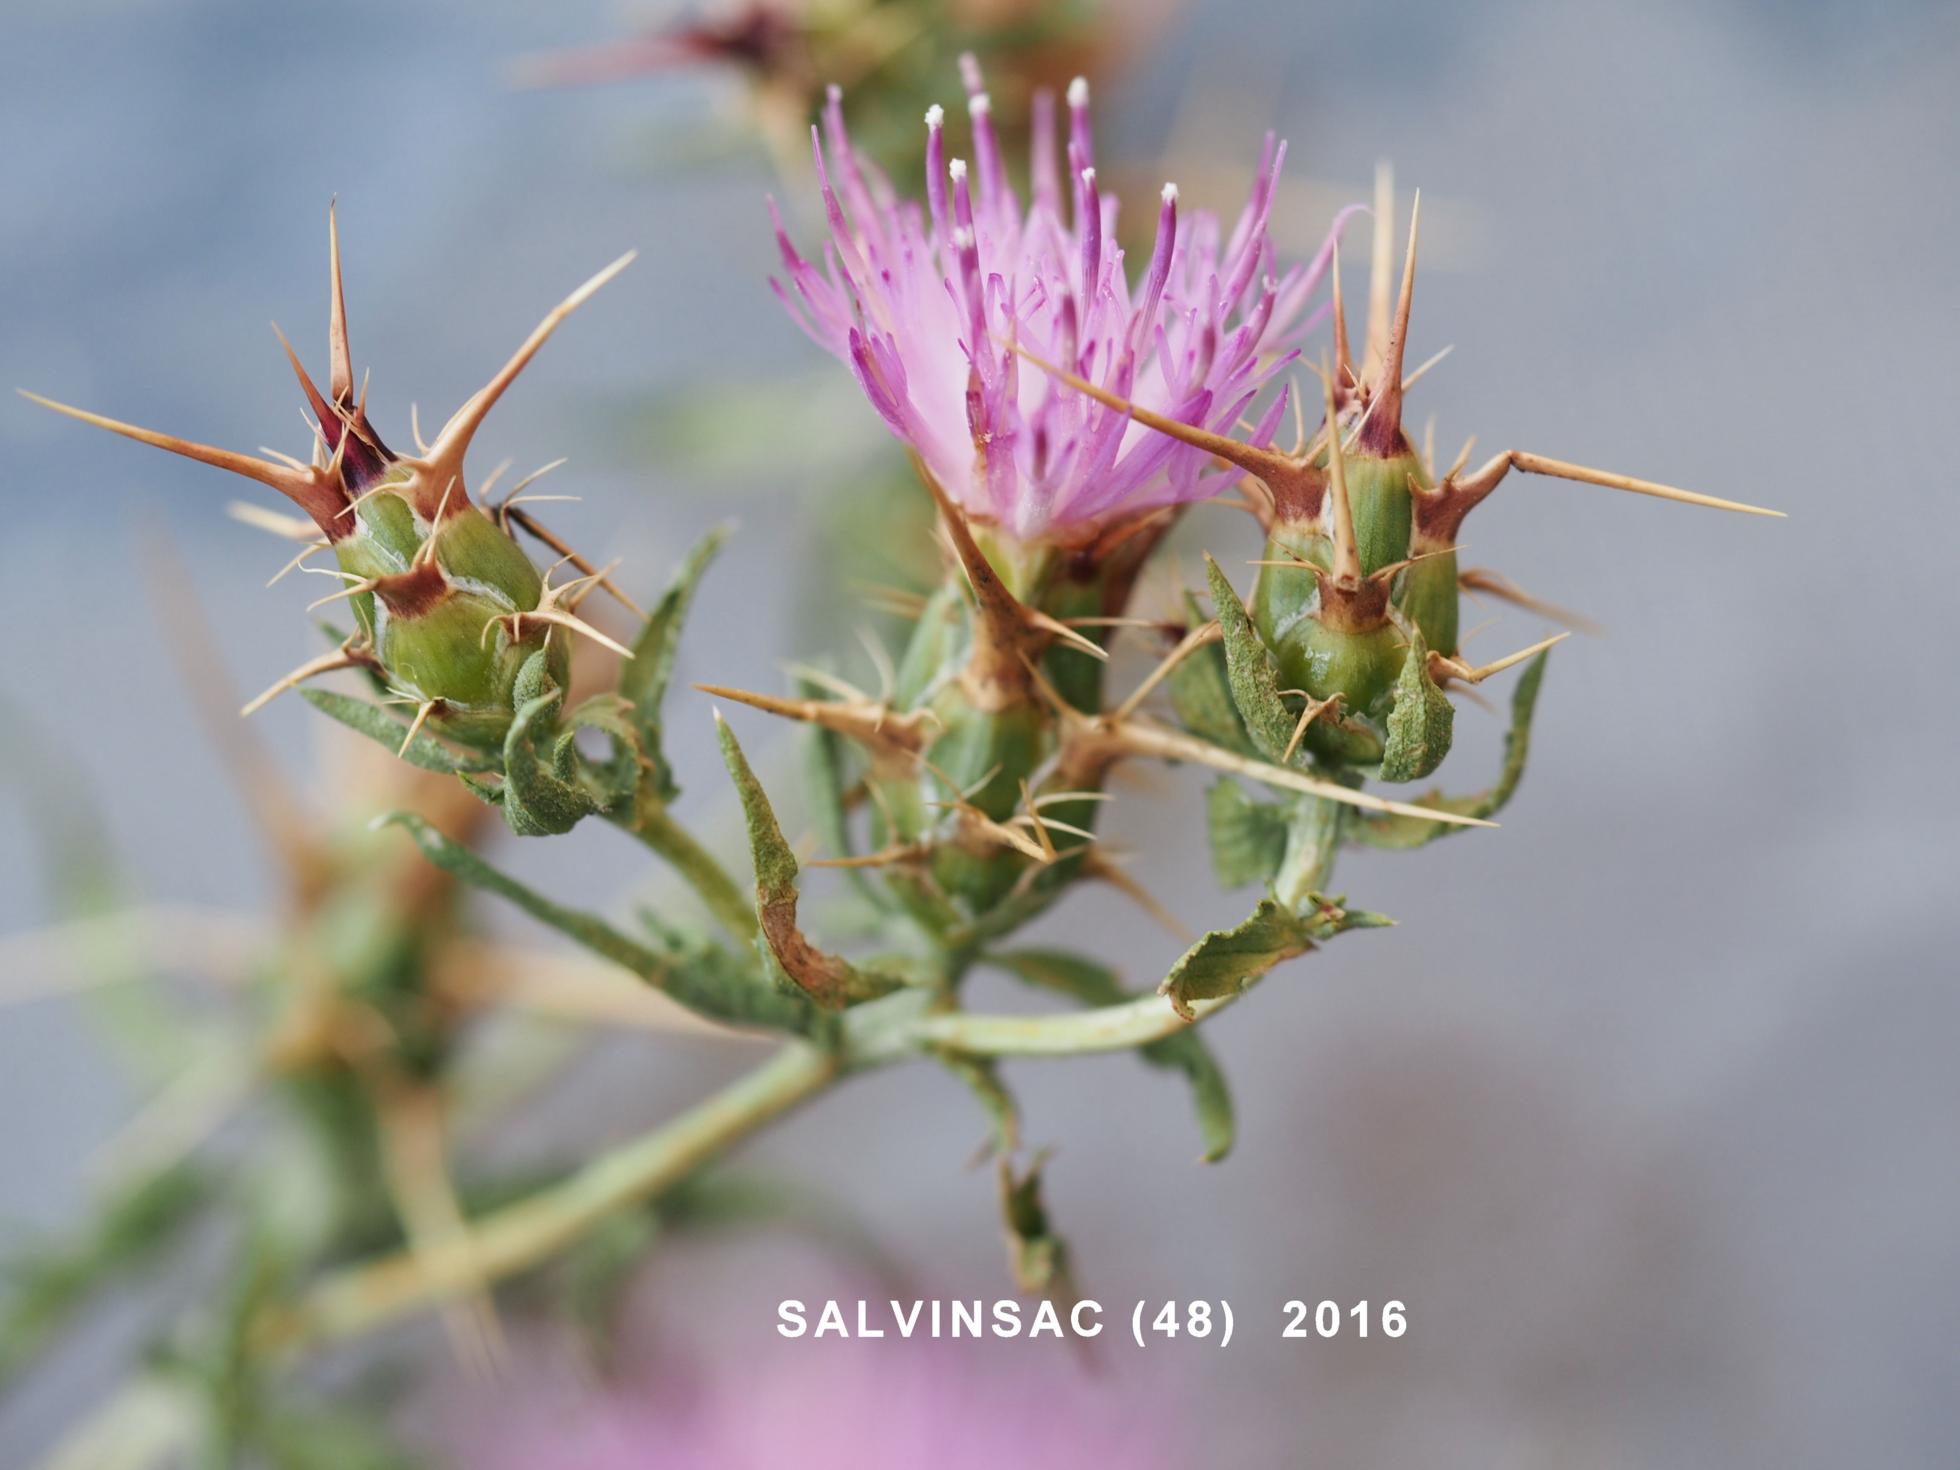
xmin=771 ymin=57 xmax=1349 ymax=543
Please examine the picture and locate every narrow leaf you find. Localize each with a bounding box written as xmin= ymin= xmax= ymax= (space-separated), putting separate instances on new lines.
xmin=300 ymin=690 xmax=499 ymax=775
xmin=1203 ymin=557 xmax=1296 ymax=762
xmin=380 ymin=813 xmax=810 ymax=1032
xmin=620 ymin=526 xmax=728 ymax=799
xmin=715 ymin=717 xmax=905 ymax=1009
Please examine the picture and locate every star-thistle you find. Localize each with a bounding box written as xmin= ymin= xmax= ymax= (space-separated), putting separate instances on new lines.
xmin=24 ymin=209 xmax=636 ymax=753
xmin=9 ymin=50 xmax=1787 ymax=1462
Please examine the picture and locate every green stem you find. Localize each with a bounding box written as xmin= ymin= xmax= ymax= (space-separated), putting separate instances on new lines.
xmin=266 ymin=1041 xmax=837 ymax=1353
xmin=913 ymin=987 xmax=1237 ymax=1056
xmin=625 ymin=802 xmax=758 ymax=945
xmin=1273 ymin=795 xmax=1344 ymax=911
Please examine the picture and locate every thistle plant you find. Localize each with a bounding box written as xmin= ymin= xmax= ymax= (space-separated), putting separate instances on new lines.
xmin=15 ymin=53 xmax=1779 ymax=1465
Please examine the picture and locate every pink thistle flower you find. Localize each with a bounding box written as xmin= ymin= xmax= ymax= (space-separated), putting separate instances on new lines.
xmin=444 ymin=1328 xmax=1183 ymax=1470
xmin=770 ymin=57 xmax=1353 ymax=543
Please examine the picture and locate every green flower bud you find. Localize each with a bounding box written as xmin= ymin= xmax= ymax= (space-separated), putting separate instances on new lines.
xmin=25 ymin=205 xmax=634 ymax=742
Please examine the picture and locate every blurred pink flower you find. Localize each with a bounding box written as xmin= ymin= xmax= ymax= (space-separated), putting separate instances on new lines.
xmin=448 ymin=1335 xmax=1180 ymax=1470
xmin=771 ymin=56 xmax=1350 ymax=541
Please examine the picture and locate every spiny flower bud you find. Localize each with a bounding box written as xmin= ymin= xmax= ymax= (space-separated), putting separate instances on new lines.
xmin=24 ymin=206 xmax=634 ymax=746
xmin=1034 ymin=172 xmax=1780 ymax=784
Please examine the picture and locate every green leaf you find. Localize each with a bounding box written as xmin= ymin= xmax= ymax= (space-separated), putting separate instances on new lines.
xmin=1205 ymin=779 xmax=1290 ymax=889
xmin=1377 ymin=623 xmax=1455 ymax=783
xmin=989 ymin=949 xmax=1236 ymax=1163
xmin=299 ymin=690 xmax=499 ymax=776
xmin=1159 ymin=896 xmax=1391 ymax=1021
xmin=380 ymin=814 xmax=811 ymax=1033
xmin=716 ymin=718 xmax=906 ymax=1009
xmin=1204 ymin=556 xmax=1297 ymax=762
xmin=1166 ymin=591 xmax=1257 ymax=757
xmin=1352 ymin=649 xmax=1549 ymax=848
xmin=997 ymin=1154 xmax=1076 ymax=1300
xmin=620 ymin=526 xmax=728 ymax=800
xmin=499 ymin=663 xmax=602 ymax=836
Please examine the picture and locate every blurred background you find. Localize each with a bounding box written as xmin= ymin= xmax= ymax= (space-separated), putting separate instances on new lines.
xmin=3 ymin=0 xmax=1957 ymax=1464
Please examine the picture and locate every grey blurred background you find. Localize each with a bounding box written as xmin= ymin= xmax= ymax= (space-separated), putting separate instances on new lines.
xmin=3 ymin=0 xmax=1957 ymax=1464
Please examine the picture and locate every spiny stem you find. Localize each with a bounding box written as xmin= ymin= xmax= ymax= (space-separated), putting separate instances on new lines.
xmin=263 ymin=1041 xmax=839 ymax=1354
xmin=624 ymin=802 xmax=759 ymax=945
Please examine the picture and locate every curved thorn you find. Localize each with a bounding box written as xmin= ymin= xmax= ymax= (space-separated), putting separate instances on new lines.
xmin=1010 ymin=343 xmax=1302 ymax=488
xmin=1329 ymin=244 xmax=1354 ymax=387
xmin=427 ymin=252 xmax=637 ymax=475
xmin=695 ymin=683 xmax=927 ymax=753
xmin=328 ymin=199 xmax=354 ymax=402
xmin=20 ymin=389 xmax=329 ymax=512
xmin=523 ymin=607 xmax=634 ymax=659
xmin=1367 ymin=189 xmax=1419 ymax=444
xmin=1114 ymin=620 xmax=1219 ymax=721
xmin=1102 ymin=714 xmax=1494 ymax=827
xmin=1321 ymin=360 xmax=1360 ymax=583
xmin=1463 ymin=450 xmax=1784 ymax=517
xmin=1281 ymin=693 xmax=1338 ymax=763
xmin=1363 ymin=161 xmax=1394 ymax=379
xmin=1432 ymin=630 xmax=1570 ymax=685
xmin=1457 ymin=567 xmax=1603 ymax=635
xmin=397 ymin=700 xmax=438 ymax=757
xmin=1401 ymin=341 xmax=1450 ymax=395
xmin=241 ymin=646 xmax=361 ymax=716
xmin=271 ymin=321 xmax=334 ymax=425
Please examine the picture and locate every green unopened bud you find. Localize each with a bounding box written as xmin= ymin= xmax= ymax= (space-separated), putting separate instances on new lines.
xmin=354 ymin=503 xmax=563 ymax=746
xmin=23 ymin=203 xmax=634 ymax=742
